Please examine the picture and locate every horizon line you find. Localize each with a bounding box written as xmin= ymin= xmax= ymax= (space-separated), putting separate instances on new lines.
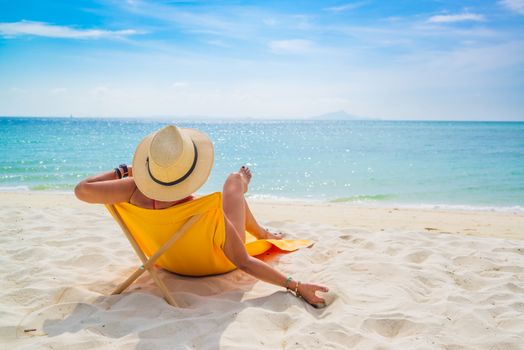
xmin=1 ymin=115 xmax=523 ymax=122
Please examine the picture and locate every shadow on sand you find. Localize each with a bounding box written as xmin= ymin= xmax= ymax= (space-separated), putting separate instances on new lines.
xmin=17 ymin=248 xmax=327 ymax=349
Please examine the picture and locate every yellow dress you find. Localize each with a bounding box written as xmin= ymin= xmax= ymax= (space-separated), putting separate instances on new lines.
xmin=108 ymin=192 xmax=312 ymax=276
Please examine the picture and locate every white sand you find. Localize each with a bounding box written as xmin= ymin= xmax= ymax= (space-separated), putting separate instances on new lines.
xmin=1 ymin=192 xmax=523 ymax=349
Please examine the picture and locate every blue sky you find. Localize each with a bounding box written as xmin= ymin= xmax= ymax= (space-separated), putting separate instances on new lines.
xmin=1 ymin=0 xmax=523 ymax=120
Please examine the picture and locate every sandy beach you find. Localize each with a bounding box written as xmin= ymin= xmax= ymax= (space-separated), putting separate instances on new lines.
xmin=1 ymin=191 xmax=523 ymax=349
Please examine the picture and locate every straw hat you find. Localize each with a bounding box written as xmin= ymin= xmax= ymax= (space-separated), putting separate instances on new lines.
xmin=132 ymin=125 xmax=214 ymax=201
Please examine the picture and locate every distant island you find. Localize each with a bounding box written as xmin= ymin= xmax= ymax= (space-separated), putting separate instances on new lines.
xmin=309 ymin=110 xmax=370 ymax=120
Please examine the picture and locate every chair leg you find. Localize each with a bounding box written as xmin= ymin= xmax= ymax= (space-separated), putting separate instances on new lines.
xmin=148 ymin=268 xmax=178 ymax=307
xmin=112 ymin=265 xmax=177 ymax=306
xmin=111 ymin=267 xmax=146 ymax=295
xmin=106 ymin=204 xmax=201 ymax=307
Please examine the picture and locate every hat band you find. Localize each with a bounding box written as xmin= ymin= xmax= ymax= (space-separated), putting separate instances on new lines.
xmin=146 ymin=141 xmax=198 ymax=187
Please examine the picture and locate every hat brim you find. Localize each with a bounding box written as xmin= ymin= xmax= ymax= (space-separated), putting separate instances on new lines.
xmin=132 ymin=128 xmax=214 ymax=201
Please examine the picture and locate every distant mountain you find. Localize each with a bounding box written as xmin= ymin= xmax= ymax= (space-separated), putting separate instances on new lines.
xmin=309 ymin=110 xmax=367 ymax=120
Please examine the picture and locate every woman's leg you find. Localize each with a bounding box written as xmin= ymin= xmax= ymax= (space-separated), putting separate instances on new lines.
xmin=222 ymin=170 xmax=249 ymax=243
xmin=244 ymin=198 xmax=284 ymax=239
xmin=222 ymin=166 xmax=283 ymax=242
xmin=244 ymin=198 xmax=263 ymax=236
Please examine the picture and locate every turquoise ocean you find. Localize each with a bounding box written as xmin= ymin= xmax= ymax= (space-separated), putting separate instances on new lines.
xmin=1 ymin=117 xmax=523 ymax=210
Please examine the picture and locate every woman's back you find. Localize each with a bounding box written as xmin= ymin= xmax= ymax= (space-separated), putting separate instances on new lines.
xmin=127 ymin=181 xmax=195 ymax=210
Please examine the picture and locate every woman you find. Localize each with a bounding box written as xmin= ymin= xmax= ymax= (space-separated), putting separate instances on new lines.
xmin=75 ymin=125 xmax=328 ymax=306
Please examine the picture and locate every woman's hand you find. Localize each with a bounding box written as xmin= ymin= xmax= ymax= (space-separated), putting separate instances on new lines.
xmin=297 ymin=282 xmax=329 ymax=306
xmin=222 ymin=226 xmax=330 ymax=308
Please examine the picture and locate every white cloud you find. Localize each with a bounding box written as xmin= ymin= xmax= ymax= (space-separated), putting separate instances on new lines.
xmin=172 ymin=81 xmax=188 ymax=88
xmin=118 ymin=1 xmax=239 ymax=38
xmin=428 ymin=13 xmax=485 ymax=23
xmin=205 ymin=39 xmax=231 ymax=48
xmin=0 ymin=21 xmax=141 ymax=39
xmin=51 ymin=87 xmax=67 ymax=94
xmin=325 ymin=2 xmax=368 ymax=13
xmin=89 ymin=86 xmax=110 ymax=96
xmin=499 ymin=0 xmax=524 ymax=14
xmin=268 ymin=39 xmax=314 ymax=54
xmin=9 ymin=87 xmax=26 ymax=93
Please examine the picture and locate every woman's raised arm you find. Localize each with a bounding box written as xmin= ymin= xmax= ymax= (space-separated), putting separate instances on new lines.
xmin=74 ymin=167 xmax=136 ymax=204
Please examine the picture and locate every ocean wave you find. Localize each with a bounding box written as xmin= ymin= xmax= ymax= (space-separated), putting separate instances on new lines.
xmin=251 ymin=194 xmax=524 ymax=212
xmin=29 ymin=184 xmax=74 ymax=191
xmin=0 ymin=184 xmax=73 ymax=193
xmin=245 ymin=193 xmax=325 ymax=203
xmin=329 ymin=194 xmax=396 ymax=203
xmin=396 ymin=203 xmax=524 ymax=213
xmin=0 ymin=185 xmax=31 ymax=191
xmin=334 ymin=201 xmax=524 ymax=213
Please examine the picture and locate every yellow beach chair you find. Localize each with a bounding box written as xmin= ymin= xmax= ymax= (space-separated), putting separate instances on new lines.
xmin=105 ymin=192 xmax=312 ymax=306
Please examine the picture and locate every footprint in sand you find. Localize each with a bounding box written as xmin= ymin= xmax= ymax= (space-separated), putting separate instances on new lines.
xmin=493 ymin=247 xmax=524 ymax=256
xmin=405 ymin=250 xmax=432 ymax=264
xmin=362 ymin=317 xmax=425 ymax=338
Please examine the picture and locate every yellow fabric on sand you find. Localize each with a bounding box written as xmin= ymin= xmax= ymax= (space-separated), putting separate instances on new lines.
xmin=107 ymin=192 xmax=312 ymax=276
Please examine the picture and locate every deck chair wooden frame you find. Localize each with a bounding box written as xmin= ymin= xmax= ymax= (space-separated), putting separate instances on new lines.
xmin=106 ymin=204 xmax=202 ymax=307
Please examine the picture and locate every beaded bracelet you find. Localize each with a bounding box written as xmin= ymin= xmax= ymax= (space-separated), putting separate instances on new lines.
xmin=284 ymin=276 xmax=293 ymax=290
xmin=295 ymin=281 xmax=301 ymax=298
xmin=284 ymin=277 xmax=302 ymax=298
xmin=119 ymin=163 xmax=129 ymax=178
xmin=114 ymin=167 xmax=122 ymax=179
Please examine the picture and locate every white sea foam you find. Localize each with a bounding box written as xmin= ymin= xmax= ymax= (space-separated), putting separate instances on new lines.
xmin=246 ymin=193 xmax=325 ymax=204
xmin=407 ymin=203 xmax=524 ymax=213
xmin=0 ymin=185 xmax=31 ymax=192
xmin=249 ymin=193 xmax=524 ymax=213
xmin=335 ymin=201 xmax=524 ymax=213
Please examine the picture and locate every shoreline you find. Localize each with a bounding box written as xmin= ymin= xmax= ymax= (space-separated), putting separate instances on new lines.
xmin=1 ymin=188 xmax=523 ymax=213
xmin=2 ymin=191 xmax=522 ymax=240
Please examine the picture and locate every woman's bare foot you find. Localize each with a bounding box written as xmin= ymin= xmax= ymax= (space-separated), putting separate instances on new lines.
xmin=238 ymin=166 xmax=252 ymax=193
xmin=262 ymin=228 xmax=285 ymax=240
xmin=251 ymin=226 xmax=285 ymax=240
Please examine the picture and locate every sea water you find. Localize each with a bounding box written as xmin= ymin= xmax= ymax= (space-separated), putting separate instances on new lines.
xmin=1 ymin=117 xmax=523 ymax=209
